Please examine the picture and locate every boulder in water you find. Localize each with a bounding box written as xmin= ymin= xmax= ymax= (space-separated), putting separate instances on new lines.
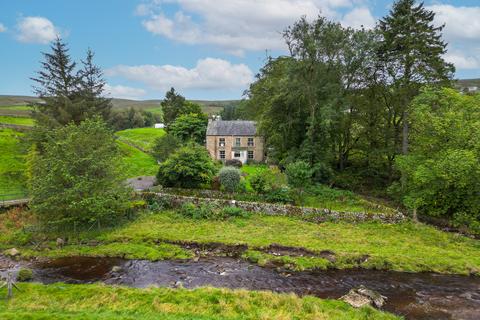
xmin=341 ymin=285 xmax=387 ymax=308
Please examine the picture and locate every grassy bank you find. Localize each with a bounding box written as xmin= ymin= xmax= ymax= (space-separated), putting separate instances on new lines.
xmin=116 ymin=127 xmax=165 ymax=152
xmin=0 ymin=283 xmax=399 ymax=320
xmin=118 ymin=141 xmax=158 ymax=178
xmin=0 ymin=115 xmax=34 ymax=126
xmin=0 ymin=129 xmax=27 ymax=198
xmin=2 ymin=209 xmax=479 ymax=275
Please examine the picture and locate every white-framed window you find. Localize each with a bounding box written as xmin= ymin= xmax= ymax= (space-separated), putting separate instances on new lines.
xmin=235 ymin=137 xmax=241 ymax=147
xmin=219 ymin=150 xmax=225 ymax=159
xmin=219 ymin=137 xmax=225 ymax=147
xmin=248 ymin=137 xmax=254 ymax=147
xmin=248 ymin=150 xmax=254 ymax=159
xmin=234 ymin=151 xmax=241 ymax=158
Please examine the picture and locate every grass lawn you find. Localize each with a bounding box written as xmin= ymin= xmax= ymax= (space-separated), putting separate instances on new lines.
xmin=0 ymin=129 xmax=27 ymax=199
xmin=3 ymin=209 xmax=479 ymax=275
xmin=0 ymin=115 xmax=34 ymax=126
xmin=0 ymin=283 xmax=398 ymax=320
xmin=118 ymin=140 xmax=158 ymax=178
xmin=116 ymin=127 xmax=165 ymax=152
xmin=0 ymin=105 xmax=32 ymax=111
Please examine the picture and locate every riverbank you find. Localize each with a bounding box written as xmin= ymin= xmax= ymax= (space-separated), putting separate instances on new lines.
xmin=0 ymin=282 xmax=399 ymax=320
xmin=2 ymin=209 xmax=479 ymax=275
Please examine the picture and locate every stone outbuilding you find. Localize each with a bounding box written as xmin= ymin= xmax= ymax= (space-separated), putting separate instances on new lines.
xmin=206 ymin=120 xmax=264 ymax=163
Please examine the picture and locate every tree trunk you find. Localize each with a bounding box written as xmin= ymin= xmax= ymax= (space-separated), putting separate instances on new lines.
xmin=413 ymin=207 xmax=418 ymax=222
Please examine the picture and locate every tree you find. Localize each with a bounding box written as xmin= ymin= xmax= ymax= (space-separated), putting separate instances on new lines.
xmin=31 ymin=38 xmax=114 ymax=127
xmin=161 ymin=88 xmax=186 ymax=125
xmin=393 ymin=88 xmax=480 ymax=233
xmin=285 ymin=161 xmax=313 ymax=190
xmin=218 ymin=166 xmax=241 ymax=193
xmin=77 ymin=48 xmax=112 ymax=121
xmin=168 ymin=113 xmax=208 ymax=144
xmin=377 ymin=0 xmax=455 ymax=155
xmin=28 ymin=118 xmax=131 ymax=228
xmin=152 ymin=134 xmax=180 ymax=162
xmin=156 ymin=144 xmax=217 ymax=188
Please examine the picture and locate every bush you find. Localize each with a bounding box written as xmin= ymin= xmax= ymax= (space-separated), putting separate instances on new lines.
xmin=285 ymin=161 xmax=313 ymax=189
xmin=218 ymin=166 xmax=241 ymax=192
xmin=179 ymin=202 xmax=249 ymax=220
xmin=29 ymin=118 xmax=132 ymax=228
xmin=17 ymin=268 xmax=33 ymax=282
xmin=225 ymin=159 xmax=243 ymax=168
xmin=250 ymin=170 xmax=272 ymax=194
xmin=265 ymin=187 xmax=293 ymax=204
xmin=157 ymin=144 xmax=217 ymax=188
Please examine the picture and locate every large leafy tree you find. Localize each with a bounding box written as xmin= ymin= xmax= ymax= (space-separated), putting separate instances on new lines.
xmin=393 ymin=88 xmax=480 ymax=232
xmin=28 ymin=118 xmax=131 ymax=228
xmin=168 ymin=112 xmax=208 ymax=144
xmin=377 ymin=0 xmax=455 ymax=155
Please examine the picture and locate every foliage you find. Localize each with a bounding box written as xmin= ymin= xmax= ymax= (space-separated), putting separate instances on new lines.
xmin=225 ymin=159 xmax=243 ymax=168
xmin=157 ymin=144 xmax=217 ymax=188
xmin=109 ymin=107 xmax=162 ymax=131
xmin=285 ymin=161 xmax=312 ymax=189
xmin=264 ymin=187 xmax=294 ymax=204
xmin=31 ymin=38 xmax=111 ymax=127
xmin=28 ymin=118 xmax=132 ymax=228
xmin=179 ymin=202 xmax=250 ymax=220
xmin=0 ymin=283 xmax=399 ymax=320
xmin=116 ymin=127 xmax=166 ymax=152
xmin=152 ymin=133 xmax=180 ymax=162
xmin=218 ymin=166 xmax=241 ymax=193
xmin=250 ymin=170 xmax=272 ymax=194
xmin=168 ymin=112 xmax=208 ymax=144
xmin=161 ymin=88 xmax=202 ymax=125
xmin=392 ymin=88 xmax=480 ymax=233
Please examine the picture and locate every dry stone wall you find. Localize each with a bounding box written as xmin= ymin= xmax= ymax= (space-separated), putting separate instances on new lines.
xmin=145 ymin=192 xmax=405 ymax=223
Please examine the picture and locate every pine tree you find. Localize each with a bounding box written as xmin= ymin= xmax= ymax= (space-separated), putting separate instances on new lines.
xmin=161 ymin=87 xmax=186 ymax=125
xmin=77 ymin=49 xmax=112 ymax=121
xmin=377 ymin=0 xmax=455 ymax=154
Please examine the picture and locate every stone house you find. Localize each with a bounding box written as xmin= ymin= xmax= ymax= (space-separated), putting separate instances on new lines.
xmin=206 ymin=120 xmax=264 ymax=163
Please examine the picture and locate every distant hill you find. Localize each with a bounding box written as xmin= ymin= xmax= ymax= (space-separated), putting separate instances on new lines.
xmin=0 ymin=95 xmax=241 ymax=116
xmin=455 ymin=79 xmax=480 ymax=93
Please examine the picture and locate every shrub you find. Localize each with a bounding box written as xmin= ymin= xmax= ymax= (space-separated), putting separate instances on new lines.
xmin=285 ymin=161 xmax=313 ymax=189
xmin=225 ymin=159 xmax=242 ymax=168
xmin=265 ymin=187 xmax=293 ymax=204
xmin=179 ymin=202 xmax=250 ymax=220
xmin=250 ymin=171 xmax=272 ymax=194
xmin=218 ymin=166 xmax=241 ymax=193
xmin=221 ymin=206 xmax=250 ymax=218
xmin=17 ymin=268 xmax=33 ymax=282
xmin=157 ymin=144 xmax=217 ymax=188
xmin=28 ymin=118 xmax=132 ymax=228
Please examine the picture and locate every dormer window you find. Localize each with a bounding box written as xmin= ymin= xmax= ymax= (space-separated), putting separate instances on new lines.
xmin=219 ymin=138 xmax=225 ymax=147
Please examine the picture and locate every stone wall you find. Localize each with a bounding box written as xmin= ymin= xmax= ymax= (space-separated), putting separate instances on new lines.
xmin=144 ymin=192 xmax=406 ymax=223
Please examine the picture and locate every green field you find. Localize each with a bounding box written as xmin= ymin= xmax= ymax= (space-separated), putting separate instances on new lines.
xmin=0 ymin=115 xmax=34 ymax=126
xmin=116 ymin=128 xmax=165 ymax=152
xmin=0 ymin=283 xmax=397 ymax=320
xmin=0 ymin=128 xmax=27 ymax=199
xmin=118 ymin=140 xmax=158 ymax=178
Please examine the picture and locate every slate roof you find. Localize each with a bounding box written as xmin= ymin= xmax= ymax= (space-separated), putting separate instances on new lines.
xmin=206 ymin=120 xmax=257 ymax=136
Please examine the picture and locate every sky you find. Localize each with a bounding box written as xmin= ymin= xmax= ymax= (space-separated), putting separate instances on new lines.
xmin=0 ymin=0 xmax=479 ymax=100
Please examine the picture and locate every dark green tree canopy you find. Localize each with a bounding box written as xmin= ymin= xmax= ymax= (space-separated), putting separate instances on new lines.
xmin=167 ymin=112 xmax=208 ymax=145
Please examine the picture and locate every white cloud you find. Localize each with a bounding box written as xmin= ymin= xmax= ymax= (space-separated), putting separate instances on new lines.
xmin=104 ymin=84 xmax=147 ymax=100
xmin=16 ymin=16 xmax=59 ymax=44
xmin=341 ymin=7 xmax=375 ymax=29
xmin=0 ymin=23 xmax=6 ymax=32
xmin=137 ymin=0 xmax=367 ymax=55
xmin=428 ymin=5 xmax=480 ymax=40
xmin=106 ymin=58 xmax=254 ymax=92
xmin=445 ymin=52 xmax=480 ymax=70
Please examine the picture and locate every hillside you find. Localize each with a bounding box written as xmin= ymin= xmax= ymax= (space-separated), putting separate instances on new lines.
xmin=0 ymin=95 xmax=241 ymax=116
xmin=455 ymin=78 xmax=480 ymax=92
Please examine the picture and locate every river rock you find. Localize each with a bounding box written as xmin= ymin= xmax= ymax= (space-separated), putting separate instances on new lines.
xmin=112 ymin=266 xmax=123 ymax=273
xmin=3 ymin=248 xmax=20 ymax=257
xmin=56 ymin=238 xmax=65 ymax=247
xmin=341 ymin=285 xmax=387 ymax=309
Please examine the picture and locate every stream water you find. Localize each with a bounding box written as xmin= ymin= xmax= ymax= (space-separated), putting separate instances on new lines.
xmin=1 ymin=255 xmax=479 ymax=320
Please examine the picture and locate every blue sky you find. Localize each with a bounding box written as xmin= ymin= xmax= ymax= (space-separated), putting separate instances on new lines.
xmin=1 ymin=0 xmax=479 ymax=100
